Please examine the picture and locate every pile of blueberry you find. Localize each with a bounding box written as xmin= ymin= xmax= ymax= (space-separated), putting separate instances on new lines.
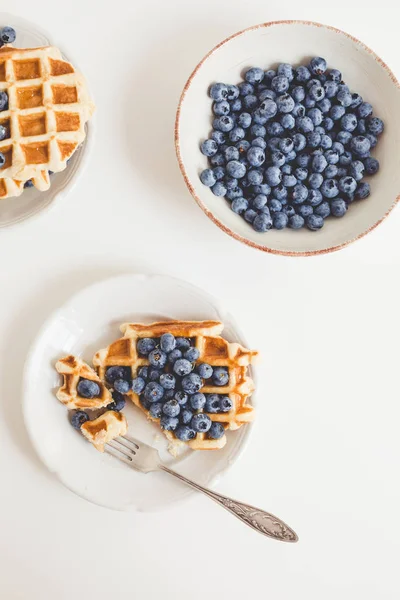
xmin=199 ymin=57 xmax=384 ymax=232
xmin=70 ymin=378 xmax=126 ymax=430
xmin=123 ymin=333 xmax=231 ymax=442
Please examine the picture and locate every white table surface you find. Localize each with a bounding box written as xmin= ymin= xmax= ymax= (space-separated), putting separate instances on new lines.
xmin=1 ymin=1 xmax=400 ymax=598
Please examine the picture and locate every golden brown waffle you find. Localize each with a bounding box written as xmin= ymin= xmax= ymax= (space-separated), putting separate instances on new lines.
xmin=0 ymin=45 xmax=94 ymax=183
xmin=81 ymin=410 xmax=128 ymax=452
xmin=0 ymin=170 xmax=50 ymax=199
xmin=56 ymin=355 xmax=112 ymax=410
xmin=93 ymin=321 xmax=257 ymax=451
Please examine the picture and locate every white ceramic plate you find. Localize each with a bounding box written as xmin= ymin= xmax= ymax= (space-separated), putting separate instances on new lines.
xmin=0 ymin=12 xmax=94 ymax=228
xmin=22 ymin=274 xmax=256 ymax=511
xmin=176 ymin=20 xmax=400 ymax=256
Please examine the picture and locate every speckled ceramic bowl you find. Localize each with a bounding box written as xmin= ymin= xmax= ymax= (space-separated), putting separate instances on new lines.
xmin=175 ymin=20 xmax=400 ymax=256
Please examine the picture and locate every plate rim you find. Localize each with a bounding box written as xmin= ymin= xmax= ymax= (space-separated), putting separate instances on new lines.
xmin=22 ymin=273 xmax=257 ymax=511
xmin=175 ymin=19 xmax=400 ymax=257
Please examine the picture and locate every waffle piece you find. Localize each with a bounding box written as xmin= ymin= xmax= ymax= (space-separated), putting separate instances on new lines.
xmin=81 ymin=410 xmax=128 ymax=452
xmin=0 ymin=170 xmax=50 ymax=199
xmin=0 ymin=45 xmax=94 ymax=181
xmin=56 ymin=355 xmax=112 ymax=410
xmin=93 ymin=321 xmax=257 ymax=451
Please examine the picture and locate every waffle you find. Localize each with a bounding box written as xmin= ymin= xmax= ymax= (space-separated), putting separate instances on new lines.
xmin=0 ymin=170 xmax=50 ymax=199
xmin=93 ymin=321 xmax=258 ymax=451
xmin=56 ymin=355 xmax=112 ymax=410
xmin=81 ymin=410 xmax=128 ymax=452
xmin=0 ymin=45 xmax=94 ymax=182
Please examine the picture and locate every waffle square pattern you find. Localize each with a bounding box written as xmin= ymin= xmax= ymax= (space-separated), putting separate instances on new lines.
xmin=93 ymin=321 xmax=258 ymax=451
xmin=0 ymin=45 xmax=94 ymax=195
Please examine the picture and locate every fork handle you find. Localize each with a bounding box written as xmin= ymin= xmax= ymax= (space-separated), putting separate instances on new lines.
xmin=159 ymin=465 xmax=298 ymax=542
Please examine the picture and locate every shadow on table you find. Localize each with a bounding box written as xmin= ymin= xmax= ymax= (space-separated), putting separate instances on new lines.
xmin=0 ymin=265 xmax=150 ymax=472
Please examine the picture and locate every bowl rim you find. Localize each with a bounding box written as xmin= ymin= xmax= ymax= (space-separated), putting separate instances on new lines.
xmin=175 ymin=19 xmax=400 ymax=257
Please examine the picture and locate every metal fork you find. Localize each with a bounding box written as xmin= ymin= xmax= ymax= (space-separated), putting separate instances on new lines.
xmin=106 ymin=435 xmax=298 ymax=542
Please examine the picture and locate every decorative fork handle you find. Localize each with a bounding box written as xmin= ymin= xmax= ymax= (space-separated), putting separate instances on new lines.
xmin=159 ymin=465 xmax=298 ymax=542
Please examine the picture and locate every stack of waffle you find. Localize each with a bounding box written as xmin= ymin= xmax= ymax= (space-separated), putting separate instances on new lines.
xmin=0 ymin=45 xmax=94 ymax=199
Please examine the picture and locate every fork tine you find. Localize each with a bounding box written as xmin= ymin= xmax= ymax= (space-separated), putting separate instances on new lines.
xmin=108 ymin=438 xmax=135 ymax=459
xmin=115 ymin=436 xmax=138 ymax=452
xmin=105 ymin=443 xmax=134 ymax=465
xmin=122 ymin=434 xmax=140 ymax=449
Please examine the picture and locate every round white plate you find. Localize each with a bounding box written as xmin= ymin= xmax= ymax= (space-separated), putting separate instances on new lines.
xmin=176 ymin=20 xmax=400 ymax=256
xmin=23 ymin=274 xmax=256 ymax=511
xmin=0 ymin=12 xmax=94 ymax=228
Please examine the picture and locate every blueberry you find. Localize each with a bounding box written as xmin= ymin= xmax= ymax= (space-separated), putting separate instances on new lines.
xmin=225 ymin=175 xmax=239 ymax=189
xmin=163 ymin=399 xmax=180 ymax=418
xmin=0 ymin=125 xmax=7 ymax=141
xmin=308 ymin=173 xmax=323 ymax=189
xmin=0 ymin=26 xmax=16 ymax=44
xmin=267 ymin=137 xmax=281 ymax=152
xmin=336 ymin=130 xmax=352 ymax=146
xmin=282 ymin=204 xmax=296 ymax=217
xmin=158 ymin=373 xmax=175 ymax=390
xmin=304 ymin=97 xmax=316 ymax=109
xmin=321 ymin=178 xmax=339 ymax=199
xmin=330 ymin=105 xmax=344 ymax=122
xmin=272 ymin=184 xmax=288 ymax=201
xmin=208 ymin=422 xmax=225 ymax=440
xmin=355 ymin=182 xmax=371 ymax=199
xmin=210 ymin=83 xmax=228 ymax=101
xmin=273 ymin=212 xmax=289 ymax=229
xmin=247 ymin=146 xmax=265 ymax=167
xmin=292 ymin=183 xmax=308 ymax=204
xmin=307 ymin=132 xmax=321 ymax=148
xmin=226 ymin=187 xmax=243 ymax=201
xmin=229 ymin=127 xmax=245 ymax=143
xmin=366 ymin=133 xmax=378 ymax=149
xmin=292 ymin=133 xmax=306 ymax=152
xmin=357 ymin=119 xmax=367 ymax=134
xmin=350 ymin=135 xmax=371 ymax=156
xmin=339 ymin=151 xmax=353 ymax=166
xmin=308 ymin=189 xmax=323 ymax=206
xmin=137 ymin=338 xmax=156 ymax=356
xmin=253 ymin=212 xmax=272 ymax=232
xmin=308 ymin=84 xmax=325 ymax=102
xmin=113 ymin=378 xmax=131 ymax=394
xmin=251 ymin=124 xmax=266 ymax=137
xmin=212 ymin=367 xmax=229 ymax=386
xmin=289 ymin=214 xmax=304 ymax=229
xmin=184 ymin=347 xmax=200 ymax=362
xmin=339 ymin=176 xmax=357 ymax=194
xmin=267 ymin=121 xmax=284 ymax=136
xmin=291 ymin=87 xmax=305 ymax=104
xmin=306 ymin=214 xmax=324 ymax=231
xmin=132 ymin=377 xmax=146 ymax=394
xmin=325 ymin=164 xmax=338 ymax=178
xmin=276 ymin=63 xmax=293 ymax=81
xmin=160 ymin=415 xmax=179 ymax=431
xmin=231 ymin=197 xmax=248 ymax=214
xmin=191 ymin=413 xmax=212 ymax=433
xmin=314 ymin=201 xmax=330 ymax=218
xmin=317 ymin=98 xmax=331 ymax=113
xmin=307 ymin=108 xmax=323 ymax=126
xmin=296 ymin=204 xmax=313 ymax=218
xmin=259 ymin=99 xmax=278 ymax=118
xmin=328 ymin=68 xmax=342 ymax=82
xmin=218 ymin=396 xmax=233 ymax=412
xmin=366 ymin=117 xmax=384 ymax=136
xmin=357 ymin=102 xmax=373 ymax=118
xmin=239 ymin=82 xmax=254 ymax=96
xmin=175 ymin=425 xmax=196 ymax=441
xmin=252 ymin=137 xmax=267 ymax=149
xmin=210 ymin=153 xmax=225 ymax=168
xmin=213 ymin=100 xmax=230 ymax=116
xmin=237 ymin=112 xmax=251 ymax=129
xmin=325 ymin=149 xmax=339 ymax=165
xmin=148 ymin=348 xmax=167 ymax=369
xmin=138 ymin=366 xmax=149 ymax=380
xmin=330 ymin=198 xmax=347 ymax=217
xmin=277 ymin=138 xmax=293 ymax=155
xmin=295 ymin=65 xmax=311 ymax=82
xmin=295 ymin=167 xmax=308 ymax=181
xmin=213 ymin=166 xmax=225 ymax=180
xmin=247 ymin=169 xmax=263 ymax=186
xmin=265 ymin=166 xmax=282 ymax=187
xmin=200 ymin=139 xmax=218 ymax=157
xmin=144 ymin=382 xmax=164 ymax=403
xmin=323 ymin=117 xmax=334 ymax=131
xmin=149 ymin=402 xmax=163 ymax=419
xmin=281 ymin=113 xmax=295 ymax=129
xmin=214 ymin=115 xmax=234 ymax=132
xmin=243 ymin=94 xmax=258 ymax=110
xmin=181 ymin=408 xmax=194 ymax=425
xmin=244 ymin=209 xmax=257 ymax=223
xmin=148 ymin=367 xmax=161 ymax=381
xmin=236 ymin=139 xmax=251 ymax=154
xmin=310 ymin=57 xmax=327 ymax=75
xmin=296 ymin=153 xmax=310 ymax=169
xmin=341 ymin=113 xmax=358 ymax=132
xmin=71 ymin=410 xmax=89 ymax=430
xmin=23 ymin=178 xmax=33 ymax=187
xmin=363 ymin=157 xmax=379 ymax=175
xmin=349 ymin=93 xmax=363 ymax=109
xmin=292 ymin=103 xmax=306 ymax=117
xmin=337 ymin=88 xmax=352 ymax=107
xmin=107 ymin=391 xmax=126 ymax=412
xmin=271 ymin=75 xmax=289 ymax=93
xmin=311 ymin=154 xmax=328 ymax=173
xmin=226 ymin=84 xmax=240 ymax=100
xmin=349 ymin=160 xmax=365 ymax=181
xmin=269 ymin=152 xmax=284 ymax=169
xmin=212 ymin=130 xmax=226 ymax=145
xmin=190 ymin=393 xmax=206 ymax=410
xmin=276 ymin=93 xmax=295 ymax=114
xmin=264 ymin=69 xmax=276 ymax=83
xmin=323 ymin=80 xmax=338 ymax=99
xmin=211 ymin=181 xmax=227 ymax=196
xmin=226 ymin=160 xmax=246 ymax=178
xmin=281 ymin=164 xmax=292 ymax=175
xmin=245 ymin=67 xmax=264 ymax=84
xmin=167 ymin=349 xmax=182 ymax=364
xmin=252 ymin=108 xmax=268 ymax=125
xmin=200 ymin=169 xmax=216 ymax=187
xmin=195 ymin=363 xmax=213 ymax=379
xmin=254 ymin=183 xmax=272 ymax=196
xmin=296 ymin=116 xmax=314 ymax=133
xmin=253 ymin=194 xmax=268 ymax=209
xmin=105 ymin=366 xmax=130 ymax=384
xmin=283 ymin=175 xmax=297 ymax=187
xmin=332 ymin=141 xmax=345 ymax=155
xmin=181 ymin=373 xmax=203 ymax=394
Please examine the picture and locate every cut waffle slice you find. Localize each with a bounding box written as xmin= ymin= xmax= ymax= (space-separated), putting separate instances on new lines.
xmin=81 ymin=410 xmax=128 ymax=452
xmin=56 ymin=355 xmax=112 ymax=410
xmin=0 ymin=170 xmax=50 ymax=200
xmin=93 ymin=321 xmax=258 ymax=451
xmin=0 ymin=45 xmax=94 ymax=181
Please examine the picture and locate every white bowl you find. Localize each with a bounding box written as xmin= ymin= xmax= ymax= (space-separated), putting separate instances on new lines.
xmin=22 ymin=274 xmax=256 ymax=511
xmin=175 ymin=20 xmax=400 ymax=256
xmin=0 ymin=12 xmax=94 ymax=228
